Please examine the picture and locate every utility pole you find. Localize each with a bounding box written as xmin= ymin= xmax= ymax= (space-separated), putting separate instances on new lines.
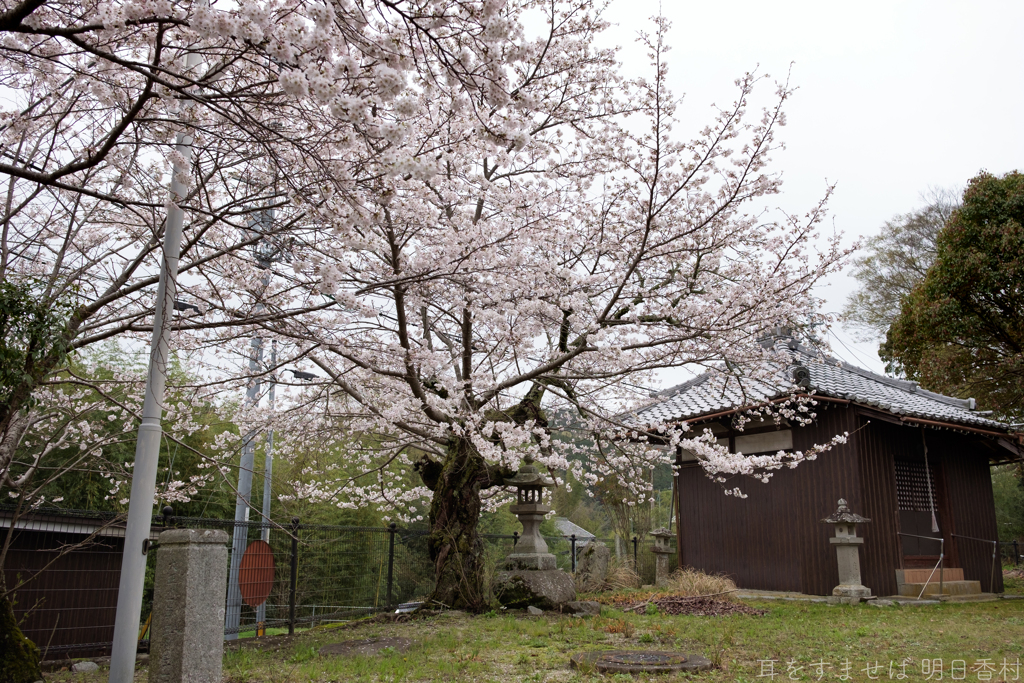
xmin=225 ymin=208 xmax=277 ymax=639
xmin=223 ymin=324 xmax=263 ymax=639
xmin=108 ymin=51 xmax=202 ymax=683
xmin=255 ymin=340 xmax=276 ymax=631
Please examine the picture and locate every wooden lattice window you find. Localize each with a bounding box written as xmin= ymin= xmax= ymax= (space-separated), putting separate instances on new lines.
xmin=895 ymin=459 xmax=938 ymax=512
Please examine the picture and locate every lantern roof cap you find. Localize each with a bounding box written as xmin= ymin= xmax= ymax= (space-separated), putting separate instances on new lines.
xmin=823 ymin=498 xmax=871 ymax=524
xmin=505 ymin=454 xmax=554 ymax=488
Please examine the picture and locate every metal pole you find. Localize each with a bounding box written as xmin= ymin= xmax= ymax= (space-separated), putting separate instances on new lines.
xmin=108 ymin=51 xmax=202 ymax=683
xmin=992 ymin=541 xmax=998 ymax=593
xmin=570 ymin=534 xmax=577 ymax=573
xmin=255 ymin=342 xmax=276 ymax=630
xmin=288 ymin=517 xmax=299 ymax=635
xmin=632 ymin=535 xmax=638 ymax=570
xmin=674 ymin=448 xmax=683 ymax=570
xmin=386 ymin=523 xmax=397 ymax=607
xmin=226 ymin=216 xmax=275 ymax=639
xmin=939 ymin=539 xmax=944 ymax=598
xmin=261 ymin=340 xmax=277 ymax=545
xmin=224 ymin=333 xmax=262 ymax=640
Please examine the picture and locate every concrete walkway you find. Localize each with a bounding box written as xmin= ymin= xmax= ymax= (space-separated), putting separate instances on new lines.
xmin=735 ymin=589 xmax=1024 ymax=605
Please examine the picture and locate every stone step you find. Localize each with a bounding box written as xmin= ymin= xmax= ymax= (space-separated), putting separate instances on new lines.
xmin=898 ymin=580 xmax=982 ymax=597
xmin=901 ymin=568 xmax=964 ymax=583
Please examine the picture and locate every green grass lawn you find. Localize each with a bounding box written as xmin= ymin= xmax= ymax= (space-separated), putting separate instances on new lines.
xmin=225 ymin=599 xmax=1024 ymax=682
xmin=217 ymin=598 xmax=1024 ymax=683
xmin=43 ymin=593 xmax=1024 ymax=682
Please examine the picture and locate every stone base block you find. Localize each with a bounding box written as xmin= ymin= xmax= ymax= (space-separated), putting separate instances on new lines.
xmin=570 ymin=650 xmax=713 ymax=674
xmin=827 ymin=596 xmax=869 ymax=605
xmin=832 ymin=584 xmax=872 ymax=599
xmin=493 ymin=569 xmax=576 ymax=610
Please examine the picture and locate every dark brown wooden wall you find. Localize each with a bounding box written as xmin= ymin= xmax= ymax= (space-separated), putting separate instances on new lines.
xmin=3 ymin=529 xmax=123 ymax=659
xmin=931 ymin=431 xmax=1004 ymax=593
xmin=854 ymin=416 xmax=909 ymax=597
xmin=677 ymin=404 xmax=862 ymax=595
xmin=856 ymin=418 xmax=1003 ymax=592
xmin=676 ymin=406 xmax=1004 ymax=596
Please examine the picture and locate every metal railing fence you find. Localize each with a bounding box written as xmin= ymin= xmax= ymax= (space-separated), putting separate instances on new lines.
xmin=3 ymin=506 xmax=665 ymax=660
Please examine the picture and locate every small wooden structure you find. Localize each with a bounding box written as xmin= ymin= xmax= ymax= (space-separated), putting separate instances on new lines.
xmin=0 ymin=507 xmax=164 ymax=659
xmin=628 ymin=333 xmax=1021 ymax=597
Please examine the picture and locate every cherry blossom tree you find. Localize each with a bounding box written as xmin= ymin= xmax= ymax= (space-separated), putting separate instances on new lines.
xmin=252 ymin=16 xmax=849 ymax=610
xmin=0 ymin=0 xmax=560 ymax=657
xmin=0 ymin=0 xmax=849 ymax=621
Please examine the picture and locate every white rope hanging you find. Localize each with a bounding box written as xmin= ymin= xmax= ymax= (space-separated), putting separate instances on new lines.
xmin=920 ymin=427 xmax=940 ymax=534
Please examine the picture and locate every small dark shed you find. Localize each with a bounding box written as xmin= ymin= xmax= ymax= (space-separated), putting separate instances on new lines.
xmin=628 ymin=337 xmax=1021 ymax=597
xmin=1 ymin=508 xmax=132 ymax=659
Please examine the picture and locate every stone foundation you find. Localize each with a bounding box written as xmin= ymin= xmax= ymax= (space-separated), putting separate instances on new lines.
xmin=493 ymin=569 xmax=576 ymax=610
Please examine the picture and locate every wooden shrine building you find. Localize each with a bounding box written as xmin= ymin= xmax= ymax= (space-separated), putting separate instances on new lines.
xmin=627 ymin=334 xmax=1021 ymax=597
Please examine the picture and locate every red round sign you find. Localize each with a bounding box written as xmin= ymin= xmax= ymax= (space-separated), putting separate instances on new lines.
xmin=239 ymin=540 xmax=275 ymax=607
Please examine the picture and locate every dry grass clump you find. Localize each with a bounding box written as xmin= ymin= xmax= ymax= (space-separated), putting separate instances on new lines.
xmin=666 ymin=567 xmax=737 ymax=599
xmin=603 ymin=562 xmax=642 ymax=591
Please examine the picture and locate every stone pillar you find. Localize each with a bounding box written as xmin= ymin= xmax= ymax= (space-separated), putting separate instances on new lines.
xmin=823 ymin=499 xmax=873 ymax=605
xmin=649 ymin=528 xmax=674 ymax=588
xmin=150 ymin=528 xmax=229 ymax=683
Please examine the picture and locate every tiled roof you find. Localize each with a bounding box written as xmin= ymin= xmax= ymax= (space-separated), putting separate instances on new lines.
xmin=626 ymin=339 xmax=1014 ymax=432
xmin=552 ymin=517 xmax=596 ymax=539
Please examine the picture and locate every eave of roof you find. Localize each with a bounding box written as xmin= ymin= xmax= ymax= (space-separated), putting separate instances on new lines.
xmin=626 ymin=338 xmax=1019 ymax=437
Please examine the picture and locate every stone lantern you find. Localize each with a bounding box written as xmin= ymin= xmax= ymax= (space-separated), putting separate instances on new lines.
xmin=649 ymin=528 xmax=674 ymax=587
xmin=823 ymin=499 xmax=873 ymax=604
xmin=504 ymin=454 xmax=556 ymax=570
xmin=493 ymin=454 xmax=576 ymax=610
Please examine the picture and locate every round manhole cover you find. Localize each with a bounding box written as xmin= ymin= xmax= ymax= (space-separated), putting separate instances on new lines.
xmin=570 ymin=650 xmax=713 ymax=674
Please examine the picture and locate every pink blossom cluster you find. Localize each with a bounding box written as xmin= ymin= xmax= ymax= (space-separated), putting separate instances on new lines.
xmin=0 ymin=1 xmax=852 ymax=525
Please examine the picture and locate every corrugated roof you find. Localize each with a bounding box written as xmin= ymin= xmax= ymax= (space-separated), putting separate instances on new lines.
xmin=626 ymin=339 xmax=1013 ymax=432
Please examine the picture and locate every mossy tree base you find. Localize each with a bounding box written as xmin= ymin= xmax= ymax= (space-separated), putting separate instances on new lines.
xmin=0 ymin=595 xmax=42 ymax=683
xmin=419 ymin=384 xmax=551 ymax=613
xmin=425 ymin=437 xmax=503 ymax=613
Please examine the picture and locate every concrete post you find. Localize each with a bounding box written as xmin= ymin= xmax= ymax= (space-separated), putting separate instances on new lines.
xmin=650 ymin=528 xmax=674 ymax=588
xmin=150 ymin=529 xmax=229 ymax=683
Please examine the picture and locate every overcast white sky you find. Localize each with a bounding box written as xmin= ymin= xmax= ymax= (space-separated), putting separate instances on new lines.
xmin=596 ymin=0 xmax=1024 ymax=378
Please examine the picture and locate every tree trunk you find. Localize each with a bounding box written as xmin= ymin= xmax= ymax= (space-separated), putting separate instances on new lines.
xmin=0 ymin=589 xmax=42 ymax=683
xmin=425 ymin=437 xmax=492 ymax=612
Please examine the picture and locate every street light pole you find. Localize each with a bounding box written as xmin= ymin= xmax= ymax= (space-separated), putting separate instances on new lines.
xmin=224 ymin=327 xmax=263 ymax=639
xmin=261 ymin=340 xmax=277 ymax=545
xmin=225 ymin=209 xmax=275 ymax=639
xmin=107 ymin=51 xmax=202 ymax=683
xmin=255 ymin=340 xmax=276 ymax=631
